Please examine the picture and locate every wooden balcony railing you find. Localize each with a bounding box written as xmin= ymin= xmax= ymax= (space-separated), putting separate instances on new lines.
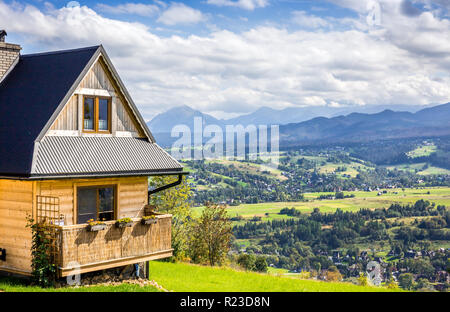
xmin=52 ymin=214 xmax=172 ymax=277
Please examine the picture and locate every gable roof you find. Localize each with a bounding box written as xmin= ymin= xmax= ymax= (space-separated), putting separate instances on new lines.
xmin=0 ymin=45 xmax=181 ymax=178
xmin=33 ymin=136 xmax=182 ymax=177
xmin=0 ymin=46 xmax=99 ymax=176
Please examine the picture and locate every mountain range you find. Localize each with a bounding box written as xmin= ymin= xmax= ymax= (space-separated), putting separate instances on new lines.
xmin=147 ymin=104 xmax=432 ymax=133
xmin=147 ymin=103 xmax=450 ymax=147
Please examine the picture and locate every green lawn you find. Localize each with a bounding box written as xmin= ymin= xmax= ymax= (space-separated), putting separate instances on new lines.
xmin=1 ymin=262 xmax=401 ymax=292
xmin=148 ymin=261 xmax=400 ymax=292
xmin=0 ymin=277 xmax=161 ymax=292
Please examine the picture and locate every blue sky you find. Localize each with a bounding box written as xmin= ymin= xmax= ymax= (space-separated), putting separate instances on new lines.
xmin=18 ymin=0 xmax=362 ymax=39
xmin=1 ymin=0 xmax=450 ymax=120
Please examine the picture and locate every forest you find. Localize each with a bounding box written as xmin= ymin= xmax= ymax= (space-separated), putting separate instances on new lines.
xmin=232 ymin=200 xmax=450 ymax=291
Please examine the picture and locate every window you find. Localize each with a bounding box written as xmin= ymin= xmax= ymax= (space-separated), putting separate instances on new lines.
xmin=83 ymin=96 xmax=111 ymax=133
xmin=83 ymin=97 xmax=95 ymax=130
xmin=77 ymin=186 xmax=115 ymax=224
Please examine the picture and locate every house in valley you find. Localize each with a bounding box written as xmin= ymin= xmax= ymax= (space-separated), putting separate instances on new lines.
xmin=0 ymin=31 xmax=185 ymax=277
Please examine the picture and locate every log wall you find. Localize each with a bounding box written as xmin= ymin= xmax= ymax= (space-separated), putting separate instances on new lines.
xmin=37 ymin=176 xmax=148 ymax=226
xmin=0 ymin=179 xmax=34 ymax=275
xmin=0 ymin=176 xmax=149 ymax=275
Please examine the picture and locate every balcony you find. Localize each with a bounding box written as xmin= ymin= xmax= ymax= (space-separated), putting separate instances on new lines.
xmin=52 ymin=214 xmax=172 ymax=277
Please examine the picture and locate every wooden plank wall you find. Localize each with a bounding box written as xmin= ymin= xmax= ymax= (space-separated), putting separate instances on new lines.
xmin=79 ymin=59 xmax=115 ymax=91
xmin=0 ymin=179 xmax=34 ymax=274
xmin=0 ymin=176 xmax=148 ymax=275
xmin=78 ymin=59 xmax=142 ymax=134
xmin=50 ymin=94 xmax=78 ymax=131
xmin=116 ymin=96 xmax=140 ymax=133
xmin=48 ymin=57 xmax=144 ymax=136
xmin=37 ymin=176 xmax=148 ymax=226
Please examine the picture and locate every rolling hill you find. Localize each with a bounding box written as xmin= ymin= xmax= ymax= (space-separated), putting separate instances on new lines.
xmin=148 ymin=103 xmax=450 ymax=147
xmin=280 ymin=103 xmax=450 ymax=145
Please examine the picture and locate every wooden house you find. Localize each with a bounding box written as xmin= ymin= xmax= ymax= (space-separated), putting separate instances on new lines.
xmin=0 ymin=32 xmax=185 ymax=277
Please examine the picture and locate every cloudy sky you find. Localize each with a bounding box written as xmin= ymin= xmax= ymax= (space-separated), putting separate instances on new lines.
xmin=1 ymin=0 xmax=450 ymax=120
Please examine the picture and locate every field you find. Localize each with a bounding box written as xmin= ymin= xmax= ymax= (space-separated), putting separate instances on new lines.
xmin=192 ymin=187 xmax=450 ymax=223
xmin=385 ymin=163 xmax=450 ymax=175
xmin=206 ymin=158 xmax=287 ymax=181
xmin=0 ymin=277 xmax=161 ymax=292
xmin=147 ymin=261 xmax=400 ymax=292
xmin=0 ymin=262 xmax=402 ymax=292
xmin=406 ymin=143 xmax=437 ymax=158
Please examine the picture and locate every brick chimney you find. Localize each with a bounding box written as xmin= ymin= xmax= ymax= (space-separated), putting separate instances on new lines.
xmin=0 ymin=30 xmax=21 ymax=81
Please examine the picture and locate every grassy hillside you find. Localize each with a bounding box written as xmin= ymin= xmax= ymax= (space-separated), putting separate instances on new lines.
xmin=0 ymin=277 xmax=161 ymax=292
xmin=406 ymin=143 xmax=437 ymax=158
xmin=148 ymin=261 xmax=400 ymax=292
xmin=0 ymin=262 xmax=401 ymax=292
xmin=192 ymin=187 xmax=450 ymax=224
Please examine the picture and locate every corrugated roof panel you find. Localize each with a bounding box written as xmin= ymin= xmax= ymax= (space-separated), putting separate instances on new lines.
xmin=32 ymin=136 xmax=182 ymax=176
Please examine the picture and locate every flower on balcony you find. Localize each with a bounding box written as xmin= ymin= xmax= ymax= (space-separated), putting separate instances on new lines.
xmin=87 ymin=219 xmax=105 ymax=226
xmin=115 ymin=217 xmax=134 ymax=228
xmin=86 ymin=219 xmax=107 ymax=232
xmin=141 ymin=215 xmax=158 ymax=225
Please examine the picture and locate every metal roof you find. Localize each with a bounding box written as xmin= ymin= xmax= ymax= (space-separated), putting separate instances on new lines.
xmin=0 ymin=46 xmax=99 ymax=175
xmin=32 ymin=136 xmax=182 ymax=177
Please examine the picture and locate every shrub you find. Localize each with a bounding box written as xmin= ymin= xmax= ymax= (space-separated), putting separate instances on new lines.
xmin=26 ymin=215 xmax=57 ymax=287
xmin=254 ymin=256 xmax=268 ymax=273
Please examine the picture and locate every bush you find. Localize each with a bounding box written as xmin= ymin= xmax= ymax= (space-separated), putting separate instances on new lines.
xmin=398 ymin=273 xmax=415 ymax=290
xmin=254 ymin=256 xmax=268 ymax=273
xmin=26 ymin=215 xmax=57 ymax=287
xmin=357 ymin=273 xmax=368 ymax=286
xmin=237 ymin=254 xmax=256 ymax=271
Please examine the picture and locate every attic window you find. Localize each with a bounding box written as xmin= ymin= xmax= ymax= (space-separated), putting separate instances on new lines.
xmin=83 ymin=96 xmax=111 ymax=133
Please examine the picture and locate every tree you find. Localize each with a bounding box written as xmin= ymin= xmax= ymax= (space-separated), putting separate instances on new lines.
xmin=149 ymin=175 xmax=193 ymax=260
xmin=398 ymin=273 xmax=415 ymax=290
xmin=386 ymin=280 xmax=398 ymax=289
xmin=254 ymin=256 xmax=268 ymax=273
xmin=189 ymin=203 xmax=233 ymax=266
xmin=415 ymin=278 xmax=434 ymax=292
xmin=357 ymin=272 xmax=368 ymax=286
xmin=335 ymin=191 xmax=344 ymax=199
xmin=237 ymin=254 xmax=256 ymax=271
xmin=326 ymin=270 xmax=343 ymax=282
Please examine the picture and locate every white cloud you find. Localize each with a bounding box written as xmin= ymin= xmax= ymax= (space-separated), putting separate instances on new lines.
xmin=0 ymin=1 xmax=449 ymax=120
xmin=96 ymin=3 xmax=160 ymax=17
xmin=156 ymin=3 xmax=205 ymax=25
xmin=206 ymin=0 xmax=269 ymax=11
xmin=291 ymin=11 xmax=331 ymax=29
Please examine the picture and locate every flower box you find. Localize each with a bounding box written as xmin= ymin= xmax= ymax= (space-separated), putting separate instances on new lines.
xmin=141 ymin=218 xmax=157 ymax=225
xmin=115 ymin=218 xmax=134 ymax=228
xmin=88 ymin=224 xmax=106 ymax=232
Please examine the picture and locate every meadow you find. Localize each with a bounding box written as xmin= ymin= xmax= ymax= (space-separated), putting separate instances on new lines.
xmin=147 ymin=261 xmax=400 ymax=292
xmin=192 ymin=187 xmax=450 ymax=223
xmin=0 ymin=277 xmax=161 ymax=292
xmin=0 ymin=261 xmax=402 ymax=292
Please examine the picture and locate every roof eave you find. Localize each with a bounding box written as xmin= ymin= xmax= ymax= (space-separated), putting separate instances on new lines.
xmin=0 ymin=169 xmax=188 ymax=180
